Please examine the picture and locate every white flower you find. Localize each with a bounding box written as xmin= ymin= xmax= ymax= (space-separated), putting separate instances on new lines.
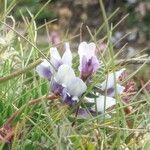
xmin=62 ymin=43 xmax=72 ymax=66
xmin=50 ymin=42 xmax=72 ymax=69
xmin=100 ymin=68 xmax=125 ymax=96
xmin=36 ymin=59 xmax=52 ymax=80
xmin=54 ymin=64 xmax=75 ymax=87
xmin=36 ymin=42 xmax=72 ymax=79
xmin=86 ymin=96 xmax=116 ymax=112
xmin=108 ymin=84 xmax=125 ymax=97
xmin=78 ymin=41 xmax=100 ymax=80
xmin=66 ymin=77 xmax=87 ymax=99
xmin=78 ymin=42 xmax=96 ymax=61
xmin=52 ymin=64 xmax=87 ymax=104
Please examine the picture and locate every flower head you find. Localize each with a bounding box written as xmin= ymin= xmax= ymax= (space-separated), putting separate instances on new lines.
xmin=51 ymin=64 xmax=87 ymax=106
xmin=50 ymin=42 xmax=72 ymax=69
xmin=51 ymin=64 xmax=75 ymax=95
xmin=36 ymin=59 xmax=52 ymax=80
xmin=86 ymin=95 xmax=116 ymax=112
xmin=78 ymin=42 xmax=100 ymax=80
xmin=100 ymin=68 xmax=126 ymax=97
xmin=36 ymin=42 xmax=72 ymax=80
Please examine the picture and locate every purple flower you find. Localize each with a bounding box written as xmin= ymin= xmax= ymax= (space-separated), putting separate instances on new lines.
xmin=85 ymin=69 xmax=126 ymax=114
xmin=36 ymin=59 xmax=52 ymax=80
xmin=78 ymin=42 xmax=100 ymax=80
xmin=51 ymin=64 xmax=87 ymax=105
xmin=51 ymin=64 xmax=75 ymax=95
xmin=50 ymin=42 xmax=72 ymax=69
xmin=51 ymin=81 xmax=64 ymax=96
xmin=36 ymin=42 xmax=72 ymax=80
xmin=100 ymin=68 xmax=126 ymax=97
xmin=77 ymin=108 xmax=96 ymax=118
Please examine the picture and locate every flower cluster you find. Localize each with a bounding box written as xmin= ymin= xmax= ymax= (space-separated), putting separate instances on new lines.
xmin=36 ymin=41 xmax=133 ymax=115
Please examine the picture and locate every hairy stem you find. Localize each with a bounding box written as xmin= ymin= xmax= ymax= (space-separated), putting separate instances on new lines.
xmin=0 ymin=59 xmax=42 ymax=84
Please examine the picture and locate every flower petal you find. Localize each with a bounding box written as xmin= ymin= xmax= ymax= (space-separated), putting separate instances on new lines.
xmin=66 ymin=77 xmax=87 ymax=97
xmin=78 ymin=108 xmax=94 ymax=118
xmin=62 ymin=90 xmax=78 ymax=106
xmin=62 ymin=42 xmax=72 ymax=66
xmin=88 ymin=42 xmax=96 ymax=56
xmin=96 ymin=96 xmax=116 ymax=112
xmin=91 ymin=56 xmax=100 ymax=72
xmin=54 ymin=64 xmax=75 ymax=86
xmin=86 ymin=96 xmax=116 ymax=112
xmin=101 ymin=68 xmax=126 ymax=89
xmin=78 ymin=42 xmax=99 ymax=80
xmin=78 ymin=41 xmax=88 ymax=58
xmin=108 ymin=84 xmax=125 ymax=97
xmin=36 ymin=59 xmax=52 ymax=80
xmin=79 ymin=56 xmax=100 ymax=81
xmin=78 ymin=55 xmax=87 ymax=72
xmin=51 ymin=79 xmax=64 ymax=95
xmin=50 ymin=47 xmax=62 ymax=69
xmin=78 ymin=42 xmax=96 ymax=60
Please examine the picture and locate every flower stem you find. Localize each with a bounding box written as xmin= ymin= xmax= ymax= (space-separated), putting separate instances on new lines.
xmin=0 ymin=59 xmax=42 ymax=84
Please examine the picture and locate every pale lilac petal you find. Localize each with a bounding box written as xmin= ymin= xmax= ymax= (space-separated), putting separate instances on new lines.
xmin=78 ymin=55 xmax=87 ymax=72
xmin=78 ymin=42 xmax=96 ymax=60
xmin=101 ymin=77 xmax=113 ymax=90
xmin=86 ymin=96 xmax=116 ymax=112
xmin=81 ymin=42 xmax=95 ymax=60
xmin=79 ymin=56 xmax=100 ymax=80
xmin=51 ymin=79 xmax=64 ymax=95
xmin=62 ymin=42 xmax=72 ymax=66
xmin=36 ymin=59 xmax=52 ymax=79
xmin=78 ymin=41 xmax=88 ymax=58
xmin=88 ymin=42 xmax=96 ymax=56
xmin=101 ymin=68 xmax=126 ymax=89
xmin=91 ymin=56 xmax=100 ymax=72
xmin=54 ymin=64 xmax=75 ymax=86
xmin=62 ymin=90 xmax=77 ymax=106
xmin=77 ymin=108 xmax=95 ymax=118
xmin=96 ymin=96 xmax=116 ymax=112
xmin=78 ymin=108 xmax=91 ymax=117
xmin=50 ymin=47 xmax=62 ymax=68
xmin=66 ymin=77 xmax=87 ymax=97
xmin=78 ymin=42 xmax=99 ymax=80
xmin=108 ymin=84 xmax=125 ymax=97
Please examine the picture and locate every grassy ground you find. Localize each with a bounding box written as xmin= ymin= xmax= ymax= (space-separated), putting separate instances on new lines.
xmin=0 ymin=1 xmax=150 ymax=150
